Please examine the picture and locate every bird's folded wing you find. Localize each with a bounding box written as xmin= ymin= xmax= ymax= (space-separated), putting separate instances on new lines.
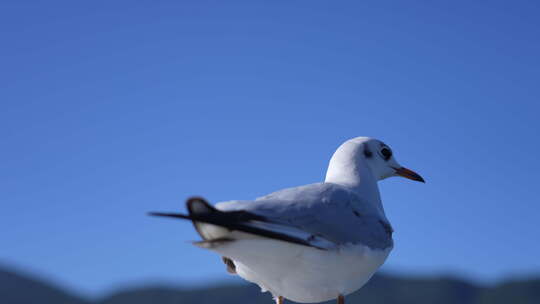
xmin=216 ymin=183 xmax=393 ymax=250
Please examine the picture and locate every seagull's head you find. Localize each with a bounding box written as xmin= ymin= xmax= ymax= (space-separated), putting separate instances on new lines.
xmin=327 ymin=137 xmax=425 ymax=184
xmin=355 ymin=137 xmax=424 ymax=182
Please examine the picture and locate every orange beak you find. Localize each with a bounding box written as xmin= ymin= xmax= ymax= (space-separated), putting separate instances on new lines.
xmin=394 ymin=167 xmax=425 ymax=183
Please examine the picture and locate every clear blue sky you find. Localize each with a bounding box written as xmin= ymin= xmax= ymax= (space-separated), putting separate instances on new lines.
xmin=1 ymin=0 xmax=539 ymax=297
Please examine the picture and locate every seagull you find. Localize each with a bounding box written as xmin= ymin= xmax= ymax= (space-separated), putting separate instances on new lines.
xmin=150 ymin=137 xmax=424 ymax=304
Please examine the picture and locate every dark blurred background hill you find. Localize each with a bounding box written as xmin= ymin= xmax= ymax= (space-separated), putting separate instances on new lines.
xmin=2 ymin=267 xmax=539 ymax=304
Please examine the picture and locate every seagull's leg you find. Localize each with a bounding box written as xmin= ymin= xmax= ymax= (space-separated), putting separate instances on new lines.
xmin=275 ymin=296 xmax=284 ymax=304
xmin=337 ymin=295 xmax=345 ymax=304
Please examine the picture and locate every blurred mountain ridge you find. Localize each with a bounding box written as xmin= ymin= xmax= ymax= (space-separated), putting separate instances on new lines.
xmin=1 ymin=266 xmax=540 ymax=304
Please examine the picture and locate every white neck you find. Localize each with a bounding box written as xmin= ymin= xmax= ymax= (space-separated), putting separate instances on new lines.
xmin=324 ymin=145 xmax=387 ymax=218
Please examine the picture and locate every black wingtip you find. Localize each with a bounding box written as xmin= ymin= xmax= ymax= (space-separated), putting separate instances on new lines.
xmin=147 ymin=212 xmax=191 ymax=220
xmin=148 ymin=211 xmax=170 ymax=217
xmin=148 ymin=212 xmax=165 ymax=216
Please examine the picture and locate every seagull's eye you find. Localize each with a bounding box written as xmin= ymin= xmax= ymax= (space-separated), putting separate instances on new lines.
xmin=379 ymin=146 xmax=392 ymax=161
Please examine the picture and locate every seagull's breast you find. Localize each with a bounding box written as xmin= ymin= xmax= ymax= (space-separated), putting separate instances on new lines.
xmin=214 ymin=238 xmax=392 ymax=303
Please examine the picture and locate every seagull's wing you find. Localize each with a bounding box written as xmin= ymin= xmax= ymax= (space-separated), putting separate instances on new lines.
xmin=216 ymin=183 xmax=393 ymax=250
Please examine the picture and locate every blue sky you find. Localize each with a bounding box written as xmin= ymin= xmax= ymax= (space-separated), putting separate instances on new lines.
xmin=1 ymin=0 xmax=539 ymax=297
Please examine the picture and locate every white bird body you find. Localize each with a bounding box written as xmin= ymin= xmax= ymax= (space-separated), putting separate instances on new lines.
xmin=210 ymin=237 xmax=391 ymax=303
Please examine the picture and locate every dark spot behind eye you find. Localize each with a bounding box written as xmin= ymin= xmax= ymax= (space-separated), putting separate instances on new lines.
xmin=363 ymin=146 xmax=373 ymax=158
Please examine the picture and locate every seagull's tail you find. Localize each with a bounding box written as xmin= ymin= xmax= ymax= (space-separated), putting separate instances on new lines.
xmin=149 ymin=197 xmax=323 ymax=249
